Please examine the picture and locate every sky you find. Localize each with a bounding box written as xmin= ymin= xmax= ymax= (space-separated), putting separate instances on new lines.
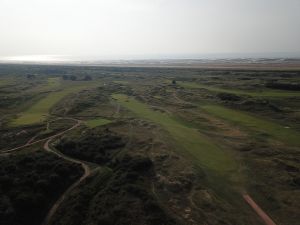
xmin=0 ymin=0 xmax=300 ymax=60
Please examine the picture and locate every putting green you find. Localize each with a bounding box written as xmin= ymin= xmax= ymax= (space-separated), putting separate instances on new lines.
xmin=201 ymin=104 xmax=300 ymax=147
xmin=85 ymin=118 xmax=111 ymax=128
xmin=113 ymin=94 xmax=236 ymax=173
xmin=178 ymin=81 xmax=300 ymax=97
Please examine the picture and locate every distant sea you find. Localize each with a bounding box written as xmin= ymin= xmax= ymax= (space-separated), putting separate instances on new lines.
xmin=0 ymin=54 xmax=300 ymax=70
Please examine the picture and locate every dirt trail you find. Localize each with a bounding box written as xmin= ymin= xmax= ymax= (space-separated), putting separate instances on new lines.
xmin=243 ymin=194 xmax=277 ymax=225
xmin=39 ymin=118 xmax=93 ymax=225
xmin=172 ymin=92 xmax=185 ymax=104
xmin=115 ymin=103 xmax=120 ymax=116
xmin=0 ymin=118 xmax=92 ymax=225
xmin=0 ymin=118 xmax=79 ymax=154
xmin=42 ymin=136 xmax=91 ymax=225
xmin=26 ymin=134 xmax=39 ymax=145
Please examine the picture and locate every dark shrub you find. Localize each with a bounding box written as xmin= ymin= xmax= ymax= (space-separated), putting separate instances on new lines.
xmin=217 ymin=92 xmax=241 ymax=101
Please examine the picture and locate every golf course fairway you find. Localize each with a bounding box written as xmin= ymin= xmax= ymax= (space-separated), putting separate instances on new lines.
xmin=113 ymin=94 xmax=237 ymax=174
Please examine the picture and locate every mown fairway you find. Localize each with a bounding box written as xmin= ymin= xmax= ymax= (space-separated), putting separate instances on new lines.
xmin=201 ymin=104 xmax=300 ymax=147
xmin=178 ymin=81 xmax=300 ymax=97
xmin=12 ymin=90 xmax=74 ymax=125
xmin=0 ymin=78 xmax=13 ymax=87
xmin=47 ymin=77 xmax=61 ymax=88
xmin=85 ymin=118 xmax=111 ymax=128
xmin=12 ymin=82 xmax=99 ymax=126
xmin=113 ymin=94 xmax=236 ymax=173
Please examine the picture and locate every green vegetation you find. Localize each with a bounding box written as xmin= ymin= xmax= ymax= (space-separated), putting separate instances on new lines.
xmin=113 ymin=80 xmax=129 ymax=85
xmin=51 ymin=124 xmax=180 ymax=225
xmin=1 ymin=64 xmax=300 ymax=225
xmin=0 ymin=150 xmax=82 ymax=225
xmin=201 ymin=104 xmax=300 ymax=147
xmin=12 ymin=91 xmax=70 ymax=126
xmin=47 ymin=77 xmax=61 ymax=88
xmin=0 ymin=124 xmax=44 ymax=151
xmin=85 ymin=118 xmax=111 ymax=128
xmin=11 ymin=82 xmax=99 ymax=126
xmin=113 ymin=94 xmax=236 ymax=173
xmin=178 ymin=81 xmax=300 ymax=97
xmin=153 ymin=95 xmax=162 ymax=99
xmin=49 ymin=155 xmax=177 ymax=225
xmin=56 ymin=128 xmax=125 ymax=164
xmin=0 ymin=79 xmax=11 ymax=87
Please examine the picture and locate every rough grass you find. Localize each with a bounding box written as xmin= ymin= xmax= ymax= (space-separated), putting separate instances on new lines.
xmin=113 ymin=94 xmax=237 ymax=173
xmin=113 ymin=80 xmax=129 ymax=85
xmin=201 ymin=104 xmax=300 ymax=147
xmin=178 ymin=81 xmax=300 ymax=97
xmin=47 ymin=77 xmax=61 ymax=88
xmin=85 ymin=118 xmax=111 ymax=128
xmin=0 ymin=78 xmax=13 ymax=87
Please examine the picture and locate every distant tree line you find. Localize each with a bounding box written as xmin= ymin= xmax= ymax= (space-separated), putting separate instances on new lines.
xmin=62 ymin=75 xmax=92 ymax=81
xmin=26 ymin=74 xmax=36 ymax=79
xmin=265 ymin=82 xmax=300 ymax=91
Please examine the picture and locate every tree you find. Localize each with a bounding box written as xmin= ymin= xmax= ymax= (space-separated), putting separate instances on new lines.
xmin=83 ymin=75 xmax=92 ymax=81
xmin=62 ymin=75 xmax=69 ymax=80
xmin=70 ymin=75 xmax=77 ymax=81
xmin=26 ymin=74 xmax=36 ymax=79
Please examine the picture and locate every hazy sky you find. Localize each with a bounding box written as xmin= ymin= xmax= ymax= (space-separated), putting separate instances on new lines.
xmin=0 ymin=0 xmax=300 ymax=59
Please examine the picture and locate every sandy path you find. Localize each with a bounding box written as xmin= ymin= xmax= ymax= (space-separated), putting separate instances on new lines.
xmin=0 ymin=118 xmax=80 ymax=154
xmin=172 ymin=92 xmax=185 ymax=103
xmin=115 ymin=103 xmax=120 ymax=115
xmin=26 ymin=133 xmax=39 ymax=145
xmin=38 ymin=118 xmax=93 ymax=225
xmin=42 ymin=136 xmax=91 ymax=225
xmin=243 ymin=194 xmax=277 ymax=225
xmin=0 ymin=118 xmax=92 ymax=224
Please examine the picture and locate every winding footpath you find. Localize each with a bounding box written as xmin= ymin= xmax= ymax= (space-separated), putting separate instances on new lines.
xmin=0 ymin=118 xmax=93 ymax=225
xmin=1 ymin=118 xmax=81 ymax=154
xmin=42 ymin=136 xmax=91 ymax=225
